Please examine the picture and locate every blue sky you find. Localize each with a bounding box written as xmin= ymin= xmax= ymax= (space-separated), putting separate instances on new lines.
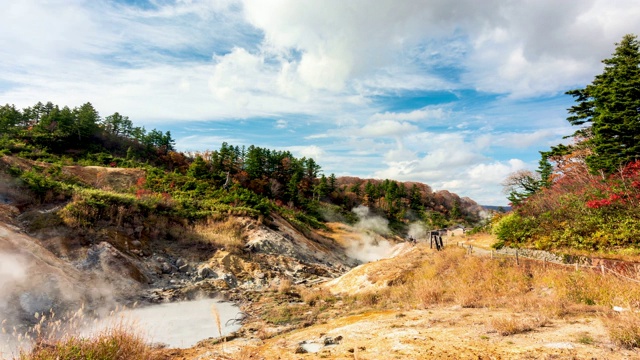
xmin=1 ymin=0 xmax=639 ymax=205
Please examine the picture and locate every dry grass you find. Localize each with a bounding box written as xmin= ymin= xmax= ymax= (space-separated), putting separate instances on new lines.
xmin=376 ymin=247 xmax=640 ymax=347
xmin=19 ymin=327 xmax=161 ymax=360
xmin=489 ymin=315 xmax=548 ymax=336
xmin=277 ymin=278 xmax=293 ymax=294
xmin=388 ymin=247 xmax=640 ymax=311
xmin=300 ymin=287 xmax=337 ymax=307
xmin=603 ymin=312 xmax=640 ymax=349
xmin=193 ymin=218 xmax=244 ymax=252
xmin=211 ymin=304 xmax=222 ymax=338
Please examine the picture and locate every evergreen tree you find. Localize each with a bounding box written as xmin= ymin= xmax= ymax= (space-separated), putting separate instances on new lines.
xmin=72 ymin=102 xmax=100 ymax=140
xmin=566 ymin=34 xmax=640 ymax=173
xmin=0 ymin=104 xmax=22 ymax=134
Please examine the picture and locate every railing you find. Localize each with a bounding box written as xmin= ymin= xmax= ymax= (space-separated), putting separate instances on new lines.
xmin=456 ymin=242 xmax=640 ymax=283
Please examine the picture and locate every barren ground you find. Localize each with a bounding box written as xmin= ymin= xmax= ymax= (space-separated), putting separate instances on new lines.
xmin=171 ymin=240 xmax=639 ymax=359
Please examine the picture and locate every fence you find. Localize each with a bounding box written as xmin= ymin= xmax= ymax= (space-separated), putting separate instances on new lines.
xmin=456 ymin=242 xmax=640 ymax=284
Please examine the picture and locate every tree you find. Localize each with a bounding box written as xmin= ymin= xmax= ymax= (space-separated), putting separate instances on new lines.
xmin=0 ymin=104 xmax=22 ymax=134
xmin=145 ymin=129 xmax=175 ymax=154
xmin=72 ymin=102 xmax=100 ymax=140
xmin=566 ymin=34 xmax=640 ymax=174
xmin=103 ymin=112 xmax=133 ymax=137
xmin=502 ymin=170 xmax=541 ymax=206
xmin=187 ymin=156 xmax=210 ymax=180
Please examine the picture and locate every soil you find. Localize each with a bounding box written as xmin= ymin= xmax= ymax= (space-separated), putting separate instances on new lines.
xmin=200 ymin=307 xmax=632 ymax=359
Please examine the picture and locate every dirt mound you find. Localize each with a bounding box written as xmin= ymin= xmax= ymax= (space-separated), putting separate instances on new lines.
xmin=62 ymin=166 xmax=144 ymax=191
xmin=325 ymin=244 xmax=429 ymax=295
xmin=244 ymin=215 xmax=358 ymax=276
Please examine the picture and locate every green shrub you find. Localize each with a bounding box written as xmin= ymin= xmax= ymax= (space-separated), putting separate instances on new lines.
xmin=492 ymin=212 xmax=538 ymax=246
xmin=19 ymin=170 xmax=71 ymax=201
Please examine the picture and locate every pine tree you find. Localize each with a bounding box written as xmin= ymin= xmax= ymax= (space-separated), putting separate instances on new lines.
xmin=566 ymin=34 xmax=640 ymax=173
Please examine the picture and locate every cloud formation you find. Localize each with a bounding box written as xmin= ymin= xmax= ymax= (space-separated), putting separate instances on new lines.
xmin=1 ymin=0 xmax=638 ymax=204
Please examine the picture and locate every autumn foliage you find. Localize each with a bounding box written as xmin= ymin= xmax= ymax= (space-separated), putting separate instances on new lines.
xmin=495 ymin=155 xmax=640 ymax=252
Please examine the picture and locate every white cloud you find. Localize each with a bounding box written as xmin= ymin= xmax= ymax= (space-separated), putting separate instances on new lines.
xmin=284 ymin=145 xmax=326 ymax=163
xmin=359 ymin=120 xmax=418 ymax=138
xmin=174 ymin=134 xmax=245 ymax=151
xmin=2 ymin=0 xmax=639 ymax=205
xmin=370 ymin=106 xmax=447 ymax=123
xmin=275 ymin=119 xmax=288 ymax=129
xmin=241 ymin=0 xmax=639 ymax=97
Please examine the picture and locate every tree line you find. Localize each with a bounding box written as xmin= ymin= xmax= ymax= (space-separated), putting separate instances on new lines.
xmin=505 ymin=34 xmax=640 ymax=205
xmin=1 ymin=101 xmax=483 ymax=229
xmin=495 ymin=34 xmax=640 ymax=252
xmin=0 ymin=101 xmax=175 ymax=158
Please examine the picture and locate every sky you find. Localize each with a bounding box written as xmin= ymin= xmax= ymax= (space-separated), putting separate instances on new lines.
xmin=1 ymin=0 xmax=639 ymax=205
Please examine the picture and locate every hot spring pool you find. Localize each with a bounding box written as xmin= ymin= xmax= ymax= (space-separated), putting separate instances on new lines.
xmin=83 ymin=298 xmax=242 ymax=348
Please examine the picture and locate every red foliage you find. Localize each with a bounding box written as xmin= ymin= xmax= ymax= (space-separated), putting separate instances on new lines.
xmin=584 ymin=160 xmax=640 ymax=209
xmin=135 ymin=188 xmax=150 ymax=199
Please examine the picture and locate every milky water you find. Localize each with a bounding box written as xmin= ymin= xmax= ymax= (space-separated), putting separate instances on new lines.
xmin=0 ymin=298 xmax=242 ymax=357
xmin=84 ymin=298 xmax=242 ymax=348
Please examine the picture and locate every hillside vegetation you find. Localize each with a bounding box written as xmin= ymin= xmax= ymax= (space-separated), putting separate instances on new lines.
xmin=0 ymin=101 xmax=484 ymax=236
xmin=494 ymin=34 xmax=640 ymax=256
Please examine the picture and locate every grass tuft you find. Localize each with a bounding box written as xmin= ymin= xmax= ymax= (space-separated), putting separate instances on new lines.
xmin=603 ymin=312 xmax=640 ymax=349
xmin=19 ymin=327 xmax=160 ymax=360
xmin=489 ymin=315 xmax=547 ymax=336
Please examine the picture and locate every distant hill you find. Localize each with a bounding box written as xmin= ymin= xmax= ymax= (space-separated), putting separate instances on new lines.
xmin=482 ymin=205 xmax=510 ymax=212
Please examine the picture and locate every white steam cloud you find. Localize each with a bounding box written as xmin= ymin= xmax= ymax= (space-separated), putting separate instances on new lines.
xmin=0 ymin=252 xmax=27 ymax=292
xmin=345 ymin=206 xmax=397 ymax=263
xmin=345 ymin=234 xmax=395 ymax=264
xmin=352 ymin=205 xmax=390 ymax=235
xmin=407 ymin=222 xmax=427 ymax=240
xmin=0 ymin=252 xmax=28 ymax=355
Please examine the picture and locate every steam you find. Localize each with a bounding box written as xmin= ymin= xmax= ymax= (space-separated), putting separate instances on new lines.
xmin=352 ymin=205 xmax=390 ymax=235
xmin=0 ymin=239 xmax=123 ymax=355
xmin=344 ymin=206 xmax=396 ymax=263
xmin=478 ymin=210 xmax=492 ymax=219
xmin=407 ymin=222 xmax=427 ymax=240
xmin=345 ymin=234 xmax=395 ymax=263
xmin=0 ymin=252 xmax=27 ymax=319
xmin=0 ymin=252 xmax=28 ymax=355
xmin=0 ymin=252 xmax=27 ymax=297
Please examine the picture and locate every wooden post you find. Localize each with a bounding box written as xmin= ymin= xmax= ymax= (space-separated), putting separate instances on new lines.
xmin=490 ymin=250 xmax=493 ymax=259
xmin=543 ymin=258 xmax=547 ymax=269
xmin=601 ymin=264 xmax=605 ymax=275
xmin=515 ymin=250 xmax=519 ymax=266
xmin=575 ymin=262 xmax=579 ymax=271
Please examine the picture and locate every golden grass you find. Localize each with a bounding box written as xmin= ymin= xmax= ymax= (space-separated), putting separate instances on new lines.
xmin=300 ymin=287 xmax=337 ymax=307
xmin=603 ymin=312 xmax=640 ymax=349
xmin=387 ymin=247 xmax=640 ymax=311
xmin=374 ymin=247 xmax=640 ymax=346
xmin=19 ymin=327 xmax=161 ymax=360
xmin=276 ymin=278 xmax=293 ymax=294
xmin=489 ymin=315 xmax=548 ymax=336
xmin=193 ymin=218 xmax=244 ymax=252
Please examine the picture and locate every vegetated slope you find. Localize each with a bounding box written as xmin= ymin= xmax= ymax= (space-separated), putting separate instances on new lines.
xmin=494 ymin=34 xmax=640 ymax=256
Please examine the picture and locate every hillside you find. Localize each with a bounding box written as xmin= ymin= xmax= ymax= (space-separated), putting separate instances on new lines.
xmin=2 ymin=159 xmax=640 ymax=359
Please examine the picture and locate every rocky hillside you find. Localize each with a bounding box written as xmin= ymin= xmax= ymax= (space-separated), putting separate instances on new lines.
xmin=0 ymin=160 xmax=400 ymax=354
